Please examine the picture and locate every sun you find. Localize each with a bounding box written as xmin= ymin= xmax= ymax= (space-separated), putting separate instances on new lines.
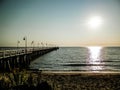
xmin=88 ymin=16 xmax=103 ymax=28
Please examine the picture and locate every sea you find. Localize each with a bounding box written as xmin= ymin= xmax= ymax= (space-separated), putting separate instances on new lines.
xmin=29 ymin=47 xmax=120 ymax=72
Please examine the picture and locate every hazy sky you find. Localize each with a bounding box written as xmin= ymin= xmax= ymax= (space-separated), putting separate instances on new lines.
xmin=0 ymin=0 xmax=120 ymax=47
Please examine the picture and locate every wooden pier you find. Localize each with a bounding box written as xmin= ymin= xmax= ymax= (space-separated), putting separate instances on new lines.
xmin=0 ymin=47 xmax=59 ymax=71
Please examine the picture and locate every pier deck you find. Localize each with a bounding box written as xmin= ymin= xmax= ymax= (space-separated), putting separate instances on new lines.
xmin=0 ymin=47 xmax=59 ymax=71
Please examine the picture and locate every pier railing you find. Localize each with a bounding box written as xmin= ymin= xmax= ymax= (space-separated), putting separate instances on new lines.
xmin=0 ymin=47 xmax=57 ymax=59
xmin=0 ymin=47 xmax=59 ymax=71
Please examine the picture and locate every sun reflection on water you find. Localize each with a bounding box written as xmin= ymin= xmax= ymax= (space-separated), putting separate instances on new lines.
xmin=87 ymin=46 xmax=104 ymax=72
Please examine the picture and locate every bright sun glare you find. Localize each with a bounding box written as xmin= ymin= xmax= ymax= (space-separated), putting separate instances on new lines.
xmin=88 ymin=16 xmax=103 ymax=28
xmin=87 ymin=46 xmax=103 ymax=71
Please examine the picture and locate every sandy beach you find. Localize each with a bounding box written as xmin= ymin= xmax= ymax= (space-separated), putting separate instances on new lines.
xmin=41 ymin=71 xmax=120 ymax=90
xmin=0 ymin=70 xmax=120 ymax=90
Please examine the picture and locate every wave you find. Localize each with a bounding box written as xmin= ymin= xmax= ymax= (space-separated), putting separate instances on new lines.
xmin=62 ymin=63 xmax=120 ymax=67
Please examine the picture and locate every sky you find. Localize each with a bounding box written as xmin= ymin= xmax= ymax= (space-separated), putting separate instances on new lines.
xmin=0 ymin=0 xmax=120 ymax=47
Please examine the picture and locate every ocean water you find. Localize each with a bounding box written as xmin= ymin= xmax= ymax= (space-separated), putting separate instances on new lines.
xmin=29 ymin=47 xmax=120 ymax=72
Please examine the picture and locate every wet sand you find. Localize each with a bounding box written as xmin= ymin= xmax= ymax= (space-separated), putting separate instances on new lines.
xmin=0 ymin=70 xmax=120 ymax=90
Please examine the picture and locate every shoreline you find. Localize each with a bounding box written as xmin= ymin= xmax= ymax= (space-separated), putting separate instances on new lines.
xmin=41 ymin=70 xmax=120 ymax=74
xmin=41 ymin=71 xmax=120 ymax=90
xmin=0 ymin=70 xmax=120 ymax=90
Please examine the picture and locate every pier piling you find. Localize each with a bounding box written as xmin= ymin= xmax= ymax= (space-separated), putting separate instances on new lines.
xmin=0 ymin=47 xmax=59 ymax=72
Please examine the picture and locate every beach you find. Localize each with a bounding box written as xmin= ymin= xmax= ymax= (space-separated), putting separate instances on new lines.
xmin=0 ymin=70 xmax=120 ymax=90
xmin=1 ymin=0 xmax=120 ymax=89
xmin=41 ymin=71 xmax=120 ymax=90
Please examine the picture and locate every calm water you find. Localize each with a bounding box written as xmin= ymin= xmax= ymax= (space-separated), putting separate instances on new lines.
xmin=29 ymin=47 xmax=120 ymax=72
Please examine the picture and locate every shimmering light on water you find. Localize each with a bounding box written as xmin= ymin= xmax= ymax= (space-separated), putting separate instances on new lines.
xmin=88 ymin=46 xmax=102 ymax=62
xmin=87 ymin=46 xmax=104 ymax=71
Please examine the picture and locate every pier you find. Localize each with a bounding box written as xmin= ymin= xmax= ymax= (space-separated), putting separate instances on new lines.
xmin=0 ymin=47 xmax=59 ymax=71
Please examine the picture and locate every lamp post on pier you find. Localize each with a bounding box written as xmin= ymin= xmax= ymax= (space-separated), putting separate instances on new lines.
xmin=17 ymin=41 xmax=20 ymax=49
xmin=17 ymin=41 xmax=20 ymax=54
xmin=23 ymin=36 xmax=27 ymax=54
xmin=31 ymin=41 xmax=34 ymax=52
